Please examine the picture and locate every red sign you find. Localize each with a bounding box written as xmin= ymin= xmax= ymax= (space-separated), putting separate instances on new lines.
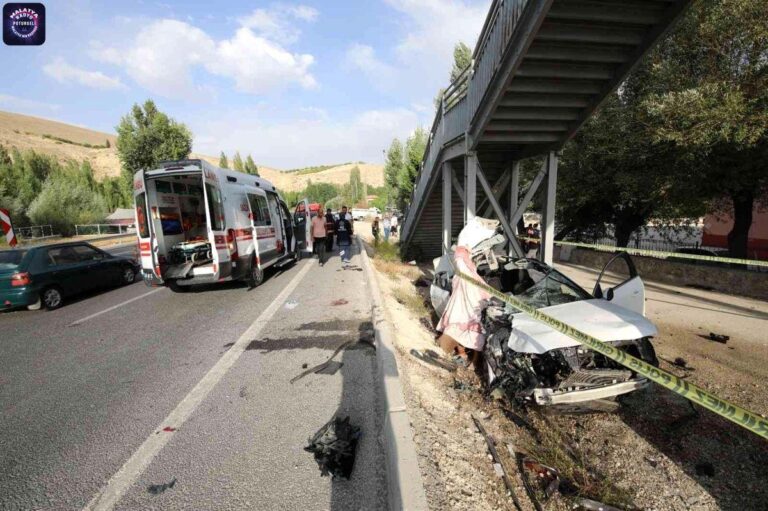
xmin=0 ymin=208 xmax=18 ymax=247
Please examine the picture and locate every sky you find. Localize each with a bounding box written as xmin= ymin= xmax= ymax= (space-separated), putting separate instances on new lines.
xmin=0 ymin=0 xmax=491 ymax=169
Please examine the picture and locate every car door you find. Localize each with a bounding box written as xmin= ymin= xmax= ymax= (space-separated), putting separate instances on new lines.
xmin=245 ymin=192 xmax=265 ymax=267
xmin=592 ymin=252 xmax=646 ymax=315
xmin=44 ymin=246 xmax=92 ymax=295
xmin=293 ymin=199 xmax=312 ymax=255
xmin=72 ymin=244 xmax=119 ymax=286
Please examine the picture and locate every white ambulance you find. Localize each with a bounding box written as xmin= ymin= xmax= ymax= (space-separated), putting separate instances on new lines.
xmin=133 ymin=159 xmax=314 ymax=291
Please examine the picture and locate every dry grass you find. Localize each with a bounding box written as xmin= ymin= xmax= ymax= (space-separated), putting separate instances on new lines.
xmin=393 ymin=286 xmax=430 ymax=316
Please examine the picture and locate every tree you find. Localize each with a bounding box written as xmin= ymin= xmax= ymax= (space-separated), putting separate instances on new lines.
xmin=245 ymin=154 xmax=259 ymax=176
xmin=232 ymin=151 xmax=245 ymax=172
xmin=219 ymin=151 xmax=229 ymax=168
xmin=28 ymin=174 xmax=107 ymax=236
xmin=643 ymin=0 xmax=768 ymax=257
xmin=347 ymin=166 xmax=364 ymax=206
xmin=116 ymin=99 xmax=192 ymax=188
xmin=434 ymin=42 xmax=473 ymax=109
xmin=396 ymin=128 xmax=428 ymax=210
xmin=384 ymin=139 xmax=404 ymax=207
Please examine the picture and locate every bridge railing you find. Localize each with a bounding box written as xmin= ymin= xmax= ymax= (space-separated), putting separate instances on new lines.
xmin=403 ymin=0 xmax=530 ymax=241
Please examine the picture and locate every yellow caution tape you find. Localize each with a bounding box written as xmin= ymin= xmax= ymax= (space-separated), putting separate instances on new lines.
xmin=456 ymin=271 xmax=768 ymax=440
xmin=517 ymin=237 xmax=768 ymax=268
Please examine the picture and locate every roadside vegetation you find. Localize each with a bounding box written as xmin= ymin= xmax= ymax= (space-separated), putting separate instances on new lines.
xmin=41 ymin=133 xmax=110 ymax=149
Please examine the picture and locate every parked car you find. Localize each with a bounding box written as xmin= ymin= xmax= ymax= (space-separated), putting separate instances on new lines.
xmin=0 ymin=242 xmax=139 ymax=311
xmin=430 ymin=220 xmax=659 ymax=410
xmin=668 ymin=247 xmax=730 ymax=267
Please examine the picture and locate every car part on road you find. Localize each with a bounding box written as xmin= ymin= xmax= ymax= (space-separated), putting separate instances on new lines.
xmin=707 ymin=332 xmax=730 ymax=344
xmin=409 ymin=349 xmax=457 ymax=372
xmin=573 ymin=497 xmax=623 ymax=511
xmin=471 ymin=414 xmax=524 ymax=511
xmin=305 ymin=416 xmax=361 ymax=480
xmin=290 ymin=337 xmax=375 ymax=384
xmin=147 ymin=478 xmax=176 ymax=495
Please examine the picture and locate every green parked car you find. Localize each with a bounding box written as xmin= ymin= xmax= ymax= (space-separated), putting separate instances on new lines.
xmin=0 ymin=242 xmax=139 ymax=311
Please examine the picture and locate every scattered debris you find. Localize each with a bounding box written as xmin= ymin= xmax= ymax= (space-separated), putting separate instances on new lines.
xmin=239 ymin=385 xmax=248 ymax=399
xmin=707 ymin=332 xmax=730 ymax=344
xmin=573 ymin=497 xmax=622 ymax=511
xmin=412 ymin=277 xmax=430 ymax=288
xmin=471 ymin=414 xmax=524 ymax=511
xmin=304 ymin=416 xmax=361 ymax=480
xmin=161 ymin=426 xmax=176 ymax=433
xmin=695 ymin=462 xmax=715 ymax=477
xmin=222 ymin=342 xmax=235 ymax=350
xmin=418 ymin=316 xmax=437 ymax=335
xmin=452 ymin=379 xmax=475 ymax=393
xmin=673 ymin=357 xmax=688 ymax=368
xmin=284 ymin=299 xmax=299 ymax=310
xmin=515 ymin=453 xmax=545 ymax=511
xmin=302 ymin=363 xmax=308 ymax=369
xmin=331 ymin=299 xmax=349 ymax=306
xmin=409 ymin=348 xmax=457 ymax=372
xmin=290 ymin=339 xmax=372 ymax=384
xmin=147 ymin=478 xmax=176 ymax=495
xmin=315 ymin=360 xmax=343 ymax=375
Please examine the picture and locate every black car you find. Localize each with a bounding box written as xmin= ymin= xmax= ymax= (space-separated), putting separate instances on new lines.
xmin=0 ymin=242 xmax=140 ymax=311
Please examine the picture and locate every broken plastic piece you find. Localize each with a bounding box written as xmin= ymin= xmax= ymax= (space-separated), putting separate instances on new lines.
xmin=284 ymin=299 xmax=299 ymax=310
xmin=573 ymin=497 xmax=622 ymax=511
xmin=161 ymin=426 xmax=176 ymax=432
xmin=147 ymin=478 xmax=176 ymax=495
xmin=471 ymin=415 xmax=524 ymax=511
xmin=331 ymin=299 xmax=348 ymax=306
xmin=304 ymin=416 xmax=361 ymax=480
xmin=708 ymin=332 xmax=729 ymax=343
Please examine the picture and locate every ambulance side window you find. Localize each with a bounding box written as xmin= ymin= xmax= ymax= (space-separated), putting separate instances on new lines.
xmin=266 ymin=193 xmax=280 ymax=225
xmin=256 ymin=195 xmax=271 ymax=226
xmin=205 ymin=183 xmax=225 ymax=231
xmin=248 ymin=194 xmax=271 ymax=227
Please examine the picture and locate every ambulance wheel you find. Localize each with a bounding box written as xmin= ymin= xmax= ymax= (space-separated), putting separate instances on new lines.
xmin=169 ymin=280 xmax=189 ymax=293
xmin=247 ymin=259 xmax=264 ymax=288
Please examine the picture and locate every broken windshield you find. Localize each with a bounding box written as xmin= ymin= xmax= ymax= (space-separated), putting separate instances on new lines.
xmin=515 ymin=267 xmax=591 ymax=309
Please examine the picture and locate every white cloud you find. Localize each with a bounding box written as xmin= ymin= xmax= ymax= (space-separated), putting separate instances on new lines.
xmin=240 ymin=4 xmax=318 ymax=44
xmin=42 ymin=58 xmax=127 ymax=90
xmin=344 ymin=44 xmax=397 ymax=91
xmin=347 ymin=0 xmax=489 ymax=100
xmin=92 ymin=17 xmax=316 ymax=98
xmin=192 ymin=108 xmax=419 ymax=169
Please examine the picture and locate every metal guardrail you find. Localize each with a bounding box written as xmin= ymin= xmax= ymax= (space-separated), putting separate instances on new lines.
xmin=403 ymin=0 xmax=530 ymax=240
xmin=16 ymin=225 xmax=55 ymax=239
xmin=74 ymin=224 xmax=134 ymax=236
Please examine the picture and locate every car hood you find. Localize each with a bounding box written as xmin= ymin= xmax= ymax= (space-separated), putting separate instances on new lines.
xmin=508 ymin=299 xmax=657 ymax=354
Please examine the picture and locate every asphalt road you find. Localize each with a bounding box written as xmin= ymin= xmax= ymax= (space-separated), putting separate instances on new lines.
xmin=0 ymin=241 xmax=386 ymax=510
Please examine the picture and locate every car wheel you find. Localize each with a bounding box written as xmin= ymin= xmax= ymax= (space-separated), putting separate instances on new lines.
xmin=26 ymin=296 xmax=42 ymax=311
xmin=247 ymin=259 xmax=264 ymax=288
xmin=168 ymin=280 xmax=189 ymax=293
xmin=42 ymin=287 xmax=63 ymax=310
xmin=121 ymin=266 xmax=136 ymax=285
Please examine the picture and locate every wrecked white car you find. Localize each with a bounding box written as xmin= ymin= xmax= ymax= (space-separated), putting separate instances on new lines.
xmin=431 ymin=222 xmax=659 ymax=410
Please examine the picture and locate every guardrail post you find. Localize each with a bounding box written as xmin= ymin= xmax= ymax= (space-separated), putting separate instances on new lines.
xmin=541 ymin=151 xmax=558 ymax=265
xmin=442 ymin=161 xmax=452 ymax=254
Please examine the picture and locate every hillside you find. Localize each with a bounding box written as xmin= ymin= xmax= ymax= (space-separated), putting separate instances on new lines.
xmin=0 ymin=110 xmax=384 ymax=191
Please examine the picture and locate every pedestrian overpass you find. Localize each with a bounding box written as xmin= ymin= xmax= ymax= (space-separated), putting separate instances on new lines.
xmin=400 ymin=0 xmax=693 ymax=263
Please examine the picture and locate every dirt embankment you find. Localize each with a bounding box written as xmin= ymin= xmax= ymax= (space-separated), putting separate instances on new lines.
xmin=0 ymin=110 xmax=384 ymax=189
xmin=361 ymin=227 xmax=768 ymax=511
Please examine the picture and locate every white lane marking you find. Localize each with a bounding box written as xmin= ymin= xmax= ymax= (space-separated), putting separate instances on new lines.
xmin=69 ymin=289 xmax=163 ymax=327
xmin=83 ymin=260 xmax=315 ymax=511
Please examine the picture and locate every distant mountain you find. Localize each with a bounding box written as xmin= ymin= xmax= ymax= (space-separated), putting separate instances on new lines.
xmin=0 ymin=110 xmax=384 ymax=192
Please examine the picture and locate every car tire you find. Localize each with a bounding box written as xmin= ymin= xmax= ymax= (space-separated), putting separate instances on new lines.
xmin=168 ymin=280 xmax=189 ymax=293
xmin=26 ymin=296 xmax=42 ymax=311
xmin=41 ymin=287 xmax=64 ymax=310
xmin=246 ymin=258 xmax=264 ymax=288
xmin=121 ymin=266 xmax=137 ymax=285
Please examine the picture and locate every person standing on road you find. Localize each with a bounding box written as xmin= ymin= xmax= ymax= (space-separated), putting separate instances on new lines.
xmin=382 ymin=214 xmax=391 ymax=243
xmin=336 ymin=206 xmax=354 ymax=267
xmin=372 ymin=217 xmax=380 ymax=246
xmin=390 ymin=214 xmax=398 ymax=237
xmin=311 ymin=212 xmax=328 ymax=266
xmin=324 ymin=208 xmax=335 ymax=253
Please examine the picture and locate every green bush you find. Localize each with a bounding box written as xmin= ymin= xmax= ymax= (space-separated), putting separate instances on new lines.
xmin=28 ymin=176 xmax=107 ymax=236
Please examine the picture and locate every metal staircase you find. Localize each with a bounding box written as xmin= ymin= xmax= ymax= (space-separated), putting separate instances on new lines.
xmin=400 ymin=0 xmax=693 ymax=261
